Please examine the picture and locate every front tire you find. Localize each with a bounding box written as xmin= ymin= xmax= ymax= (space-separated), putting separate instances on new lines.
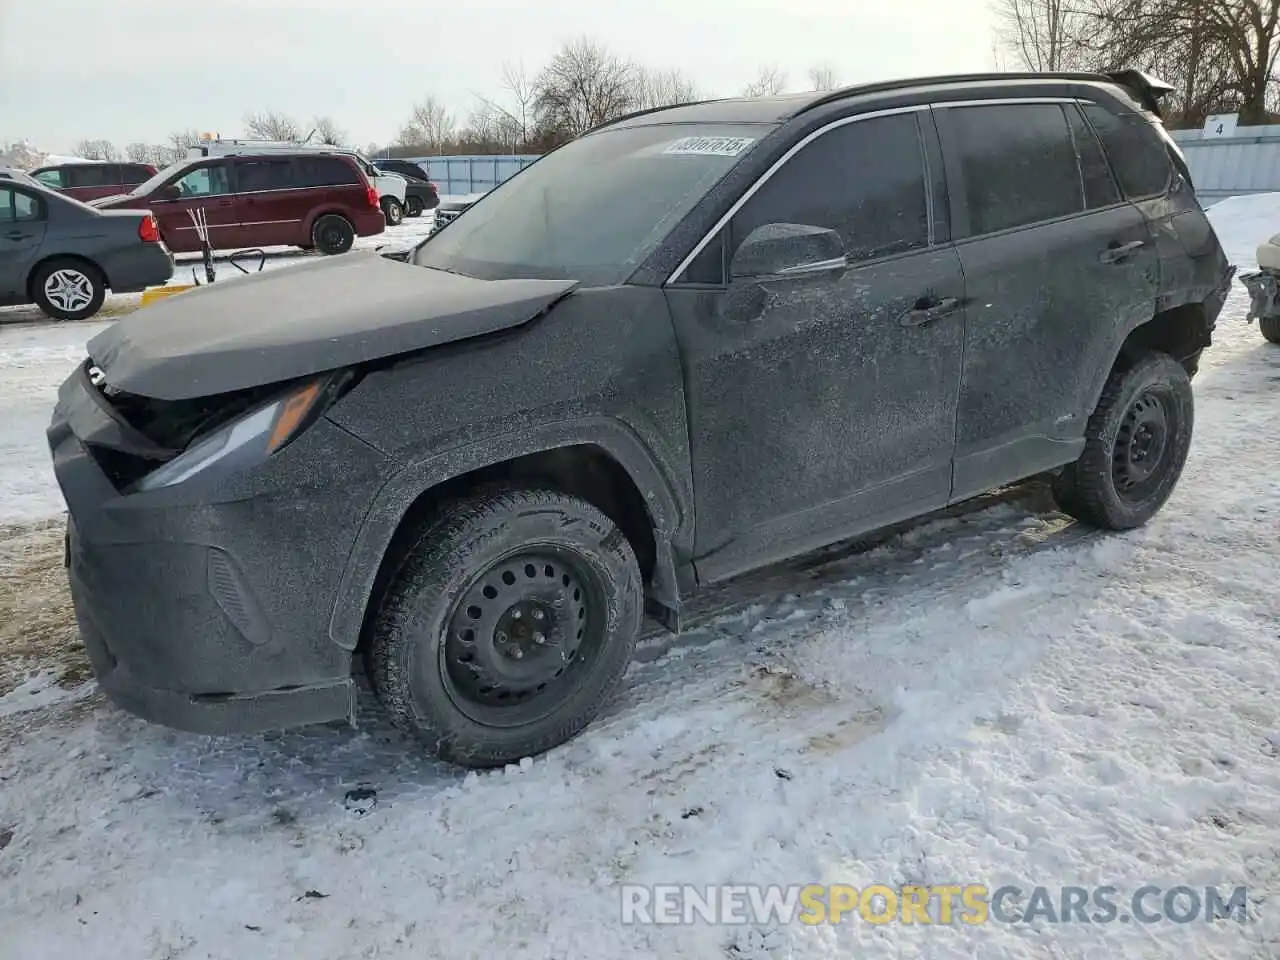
xmin=381 ymin=197 xmax=404 ymax=226
xmin=311 ymin=214 xmax=355 ymax=255
xmin=1261 ymin=315 xmax=1280 ymax=344
xmin=367 ymin=489 xmax=643 ymax=768
xmin=31 ymin=259 xmax=106 ymax=321
xmin=1053 ymin=352 xmax=1194 ymax=530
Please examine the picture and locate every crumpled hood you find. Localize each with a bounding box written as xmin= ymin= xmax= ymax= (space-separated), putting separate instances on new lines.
xmin=87 ymin=250 xmax=578 ymax=401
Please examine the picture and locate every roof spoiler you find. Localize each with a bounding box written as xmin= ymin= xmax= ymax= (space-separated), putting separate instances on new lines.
xmin=1104 ymin=69 xmax=1175 ymax=119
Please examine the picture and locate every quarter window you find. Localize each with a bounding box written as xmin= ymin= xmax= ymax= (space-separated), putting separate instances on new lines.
xmin=1066 ymin=105 xmax=1121 ymax=209
xmin=295 ymin=156 xmax=360 ymax=187
xmin=1081 ymin=102 xmax=1172 ymax=199
xmin=947 ymin=103 xmax=1083 ymax=236
xmin=730 ymin=113 xmax=930 ymax=264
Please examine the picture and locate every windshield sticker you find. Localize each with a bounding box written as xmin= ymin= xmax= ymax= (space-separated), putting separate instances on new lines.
xmin=663 ymin=136 xmax=756 ymax=157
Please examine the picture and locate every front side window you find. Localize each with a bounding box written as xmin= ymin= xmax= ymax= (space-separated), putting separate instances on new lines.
xmin=414 ymin=123 xmax=772 ymax=285
xmin=948 ymin=103 xmax=1083 ymax=236
xmin=170 ymin=162 xmax=232 ymax=198
xmin=33 ymin=169 xmax=63 ymax=189
xmin=729 ymin=112 xmax=930 ymax=265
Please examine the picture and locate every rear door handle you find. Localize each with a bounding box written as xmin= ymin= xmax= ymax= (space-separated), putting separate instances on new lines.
xmin=900 ymin=296 xmax=961 ymax=327
xmin=1100 ymin=240 xmax=1145 ymax=264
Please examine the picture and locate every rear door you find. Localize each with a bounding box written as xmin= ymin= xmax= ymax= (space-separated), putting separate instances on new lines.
xmin=145 ymin=159 xmax=240 ymax=253
xmin=231 ymin=157 xmax=305 ymax=247
xmin=933 ymin=99 xmax=1159 ymax=502
xmin=0 ymin=187 xmax=48 ymax=305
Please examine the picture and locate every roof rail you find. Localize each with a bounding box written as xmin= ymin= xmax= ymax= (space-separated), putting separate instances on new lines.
xmin=586 ymin=97 xmax=731 ymax=134
xmin=796 ymin=68 xmax=1175 ymax=118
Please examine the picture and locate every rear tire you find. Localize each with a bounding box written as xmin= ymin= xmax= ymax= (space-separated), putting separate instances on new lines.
xmin=367 ymin=489 xmax=644 ymax=768
xmin=31 ymin=258 xmax=106 ymax=321
xmin=1261 ymin=315 xmax=1280 ymax=344
xmin=381 ymin=197 xmax=404 ymax=226
xmin=404 ymin=196 xmax=424 ymax=218
xmin=311 ymin=215 xmax=355 ymax=255
xmin=1053 ymin=352 xmax=1194 ymax=530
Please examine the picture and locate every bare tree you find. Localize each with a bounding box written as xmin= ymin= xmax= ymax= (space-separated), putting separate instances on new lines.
xmin=808 ymin=64 xmax=839 ymax=91
xmin=167 ymin=129 xmax=203 ymax=163
xmin=73 ymin=139 xmax=119 ymax=161
xmin=471 ymin=61 xmax=540 ymax=151
xmin=397 ymin=96 xmax=457 ymax=150
xmin=634 ymin=67 xmax=701 ymax=108
xmin=992 ymin=0 xmax=1088 ymax=71
xmin=533 ymin=38 xmax=638 ymax=138
xmin=0 ymin=140 xmax=45 ymax=171
xmin=309 ymin=115 xmax=348 ymax=147
xmin=243 ymin=110 xmax=302 ymax=141
xmin=741 ymin=65 xmax=788 ymax=97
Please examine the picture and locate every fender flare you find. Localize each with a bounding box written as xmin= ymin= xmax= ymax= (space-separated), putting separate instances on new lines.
xmin=327 ymin=416 xmax=691 ymax=649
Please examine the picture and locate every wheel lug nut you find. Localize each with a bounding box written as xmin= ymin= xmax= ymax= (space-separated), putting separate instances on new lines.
xmin=511 ymin=647 xmax=524 ymax=659
xmin=533 ymin=609 xmax=544 ymax=620
xmin=533 ymin=632 xmax=545 ymax=644
xmin=512 ymin=609 xmax=522 ymax=620
xmin=497 ymin=632 xmax=508 ymax=644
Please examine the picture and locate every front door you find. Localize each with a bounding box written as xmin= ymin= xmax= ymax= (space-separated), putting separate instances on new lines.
xmin=932 ymin=100 xmax=1161 ymax=501
xmin=664 ymin=108 xmax=967 ymax=583
xmin=146 ymin=159 xmax=240 ymax=254
xmin=0 ymin=186 xmax=47 ymax=305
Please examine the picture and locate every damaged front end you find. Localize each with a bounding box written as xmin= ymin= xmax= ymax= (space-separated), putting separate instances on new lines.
xmin=1239 ymin=268 xmax=1280 ymax=325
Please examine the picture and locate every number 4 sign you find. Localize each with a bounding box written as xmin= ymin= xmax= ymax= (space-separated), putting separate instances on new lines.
xmin=1203 ymin=113 xmax=1238 ymax=138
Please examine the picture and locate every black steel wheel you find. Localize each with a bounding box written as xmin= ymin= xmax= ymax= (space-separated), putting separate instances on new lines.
xmin=312 ymin=214 xmax=355 ymax=255
xmin=1261 ymin=315 xmax=1280 ymax=344
xmin=1053 ymin=352 xmax=1194 ymax=530
xmin=367 ymin=489 xmax=643 ymax=768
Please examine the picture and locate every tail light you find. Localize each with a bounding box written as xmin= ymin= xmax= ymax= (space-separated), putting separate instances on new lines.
xmin=138 ymin=214 xmax=160 ymax=243
xmin=366 ymin=182 xmax=380 ymax=211
xmin=428 ymin=181 xmax=438 ymax=191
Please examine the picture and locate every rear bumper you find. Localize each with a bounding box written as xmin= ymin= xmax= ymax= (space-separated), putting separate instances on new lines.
xmin=103 ymin=243 xmax=175 ymax=294
xmin=352 ymin=209 xmax=386 ymax=237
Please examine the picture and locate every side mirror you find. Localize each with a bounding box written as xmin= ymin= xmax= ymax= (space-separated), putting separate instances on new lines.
xmin=729 ymin=222 xmax=846 ymax=280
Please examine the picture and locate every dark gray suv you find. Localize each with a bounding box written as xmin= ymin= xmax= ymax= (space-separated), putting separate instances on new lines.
xmin=48 ymin=68 xmax=1234 ymax=768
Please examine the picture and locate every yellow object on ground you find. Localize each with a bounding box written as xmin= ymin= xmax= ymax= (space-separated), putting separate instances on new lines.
xmin=140 ymin=285 xmax=196 ymax=307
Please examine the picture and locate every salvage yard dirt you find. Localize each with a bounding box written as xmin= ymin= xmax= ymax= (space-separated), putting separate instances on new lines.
xmin=0 ymin=520 xmax=86 ymax=697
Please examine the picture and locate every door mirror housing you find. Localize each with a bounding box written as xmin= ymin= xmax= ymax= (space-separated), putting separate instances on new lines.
xmin=729 ymin=222 xmax=846 ymax=280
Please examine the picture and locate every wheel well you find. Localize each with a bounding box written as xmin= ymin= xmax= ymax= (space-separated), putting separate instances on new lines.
xmin=1117 ymin=303 xmax=1211 ymax=374
xmin=353 ymin=444 xmax=659 ymax=656
xmin=26 ymin=254 xmax=107 ymax=301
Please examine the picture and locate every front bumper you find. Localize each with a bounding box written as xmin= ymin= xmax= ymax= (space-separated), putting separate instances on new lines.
xmin=47 ymin=367 xmax=393 ymax=735
xmin=1239 ymin=268 xmax=1279 ymax=323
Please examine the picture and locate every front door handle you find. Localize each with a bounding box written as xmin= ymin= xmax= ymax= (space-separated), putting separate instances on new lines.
xmin=900 ymin=296 xmax=961 ymax=327
xmin=1100 ymin=240 xmax=1145 ymax=264
xmin=5 ymin=230 xmax=29 ymax=241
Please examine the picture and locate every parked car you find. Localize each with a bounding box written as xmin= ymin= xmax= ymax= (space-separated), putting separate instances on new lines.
xmin=0 ymin=167 xmax=44 ymax=188
xmin=0 ymin=179 xmax=172 ymax=320
xmin=429 ymin=192 xmax=483 ymax=232
xmin=30 ymin=161 xmax=157 ymax=203
xmin=370 ymin=159 xmax=441 ymax=217
xmin=185 ymin=140 xmax=409 ymax=226
xmin=1237 ymin=236 xmax=1280 ymax=343
xmin=89 ymin=151 xmax=385 ymax=255
xmin=50 ymin=67 xmax=1233 ymax=769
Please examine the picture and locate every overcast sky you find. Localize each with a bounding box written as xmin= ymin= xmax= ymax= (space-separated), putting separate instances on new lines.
xmin=2 ymin=0 xmax=1000 ymax=154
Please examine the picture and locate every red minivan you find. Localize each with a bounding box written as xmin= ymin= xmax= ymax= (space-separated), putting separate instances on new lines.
xmin=92 ymin=152 xmax=386 ymax=255
xmin=31 ymin=162 xmax=157 ymax=202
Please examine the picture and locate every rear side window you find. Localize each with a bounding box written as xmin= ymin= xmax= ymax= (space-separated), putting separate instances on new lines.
xmin=947 ymin=103 xmax=1083 ymax=236
xmin=1081 ymin=103 xmax=1172 ymax=199
xmin=295 ymin=156 xmax=360 ymax=187
xmin=118 ymin=164 xmax=153 ymax=184
xmin=236 ymin=158 xmax=297 ymax=192
xmin=0 ymin=188 xmax=42 ymax=223
xmin=1066 ymin=105 xmax=1121 ymax=209
xmin=730 ymin=112 xmax=930 ymax=263
xmin=63 ymin=165 xmax=115 ymax=188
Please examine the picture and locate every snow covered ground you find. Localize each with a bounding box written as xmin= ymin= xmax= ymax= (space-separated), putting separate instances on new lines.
xmin=1 ymin=196 xmax=1280 ymax=959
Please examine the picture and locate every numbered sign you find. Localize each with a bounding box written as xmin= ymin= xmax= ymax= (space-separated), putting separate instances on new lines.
xmin=1203 ymin=113 xmax=1238 ymax=138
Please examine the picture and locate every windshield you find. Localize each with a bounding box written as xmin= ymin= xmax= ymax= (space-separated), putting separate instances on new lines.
xmin=413 ymin=123 xmax=771 ymax=285
xmin=130 ymin=160 xmax=187 ymax=196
